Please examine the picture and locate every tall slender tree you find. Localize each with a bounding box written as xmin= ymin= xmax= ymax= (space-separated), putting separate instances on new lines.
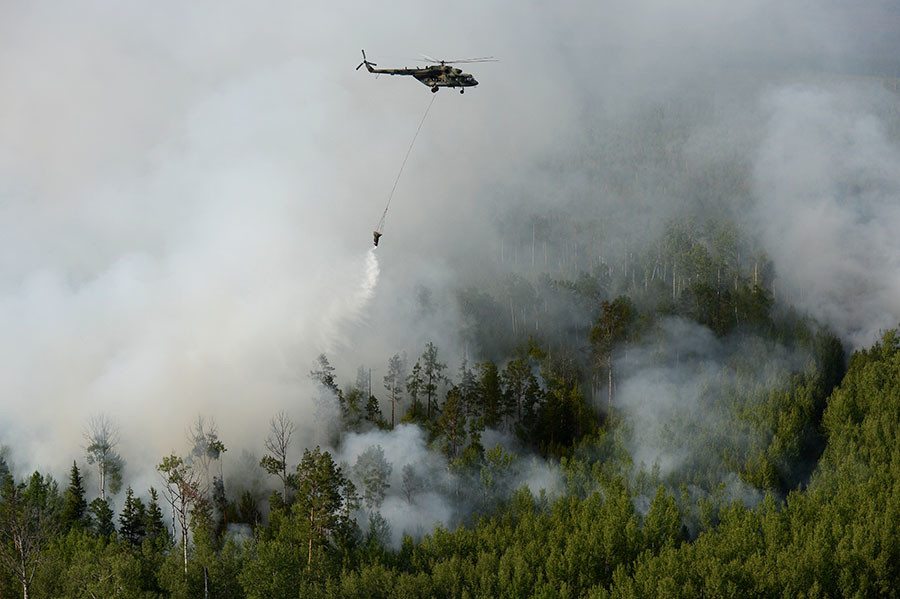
xmin=84 ymin=415 xmax=124 ymax=501
xmin=436 ymin=386 xmax=467 ymax=461
xmin=157 ymin=454 xmax=205 ymax=575
xmin=188 ymin=416 xmax=226 ymax=499
xmin=260 ymin=411 xmax=296 ymax=503
xmin=421 ymin=342 xmax=447 ymax=420
xmin=590 ymin=296 xmax=634 ymax=415
xmin=294 ymin=447 xmax=353 ymax=570
xmin=406 ymin=361 xmax=425 ymax=421
xmin=383 ymin=353 xmax=406 ymax=428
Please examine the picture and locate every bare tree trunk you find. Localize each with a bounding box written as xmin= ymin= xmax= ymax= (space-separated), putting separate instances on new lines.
xmin=607 ymin=354 xmax=613 ymax=417
xmin=182 ymin=510 xmax=188 ymax=576
xmin=532 ymin=222 xmax=535 ymax=270
xmin=307 ymin=508 xmax=315 ymax=571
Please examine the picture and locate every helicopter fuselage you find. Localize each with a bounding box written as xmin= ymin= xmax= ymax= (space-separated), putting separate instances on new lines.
xmin=362 ymin=60 xmax=478 ymax=91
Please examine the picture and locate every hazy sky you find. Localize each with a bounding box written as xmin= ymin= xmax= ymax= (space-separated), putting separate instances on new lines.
xmin=2 ymin=1 xmax=898 ymax=482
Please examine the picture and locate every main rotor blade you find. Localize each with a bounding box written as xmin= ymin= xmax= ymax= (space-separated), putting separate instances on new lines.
xmin=444 ymin=57 xmax=498 ymax=63
xmin=418 ymin=55 xmax=498 ymax=64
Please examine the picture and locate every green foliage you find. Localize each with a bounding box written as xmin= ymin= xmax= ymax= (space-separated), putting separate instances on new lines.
xmin=37 ymin=530 xmax=150 ymax=599
xmin=89 ymin=497 xmax=115 ymax=538
xmin=352 ymin=445 xmax=392 ymax=511
xmin=61 ymin=461 xmax=88 ymax=533
xmin=0 ymin=471 xmax=62 ymax=598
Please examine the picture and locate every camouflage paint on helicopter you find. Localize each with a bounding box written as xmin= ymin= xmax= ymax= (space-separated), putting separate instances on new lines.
xmin=356 ymin=50 xmax=494 ymax=94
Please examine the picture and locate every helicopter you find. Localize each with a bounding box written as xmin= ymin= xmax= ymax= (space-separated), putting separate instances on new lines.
xmin=356 ymin=50 xmax=495 ymax=93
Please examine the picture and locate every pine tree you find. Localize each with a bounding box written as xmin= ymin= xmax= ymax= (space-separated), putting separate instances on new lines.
xmin=383 ymin=353 xmax=406 ymax=428
xmin=295 ymin=446 xmax=352 ymax=570
xmin=436 ymin=386 xmax=467 ymax=460
xmin=421 ymin=342 xmax=447 ymax=421
xmin=477 ymin=360 xmax=504 ymax=428
xmin=406 ymin=361 xmax=425 ymax=421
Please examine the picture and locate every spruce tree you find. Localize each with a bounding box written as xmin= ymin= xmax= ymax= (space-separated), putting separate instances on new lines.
xmin=144 ymin=487 xmax=169 ymax=544
xmin=60 ymin=461 xmax=88 ymax=532
xmin=119 ymin=486 xmax=146 ymax=546
xmin=90 ymin=497 xmax=115 ymax=538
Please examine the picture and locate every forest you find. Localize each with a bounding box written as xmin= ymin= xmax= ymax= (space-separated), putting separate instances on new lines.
xmin=5 ymin=211 xmax=898 ymax=599
xmin=5 ymin=0 xmax=900 ymax=597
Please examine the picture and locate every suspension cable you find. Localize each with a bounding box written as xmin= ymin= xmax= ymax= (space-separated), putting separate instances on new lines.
xmin=376 ymin=93 xmax=436 ymax=234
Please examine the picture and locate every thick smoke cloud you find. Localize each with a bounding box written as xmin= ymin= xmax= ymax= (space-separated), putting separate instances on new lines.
xmin=1 ymin=0 xmax=898 ymax=498
xmin=753 ymin=84 xmax=900 ymax=348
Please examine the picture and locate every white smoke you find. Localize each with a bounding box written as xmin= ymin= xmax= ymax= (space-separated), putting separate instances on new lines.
xmin=334 ymin=424 xmax=562 ymax=547
xmin=752 ymin=83 xmax=900 ymax=348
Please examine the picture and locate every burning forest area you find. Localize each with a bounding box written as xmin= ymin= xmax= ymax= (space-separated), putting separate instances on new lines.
xmin=2 ymin=1 xmax=900 ymax=597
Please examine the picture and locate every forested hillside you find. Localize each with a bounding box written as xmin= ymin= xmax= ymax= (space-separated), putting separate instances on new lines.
xmin=5 ymin=213 xmax=896 ymax=598
xmin=5 ymin=0 xmax=900 ymax=597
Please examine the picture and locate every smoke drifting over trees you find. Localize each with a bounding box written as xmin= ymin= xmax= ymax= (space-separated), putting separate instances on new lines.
xmin=1 ymin=0 xmax=900 ymax=595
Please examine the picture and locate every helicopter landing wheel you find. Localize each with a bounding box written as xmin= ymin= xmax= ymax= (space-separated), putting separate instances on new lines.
xmin=431 ymin=86 xmax=438 ymax=93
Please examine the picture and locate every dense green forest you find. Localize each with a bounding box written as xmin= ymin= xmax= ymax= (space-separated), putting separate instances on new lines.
xmin=6 ymin=213 xmax=898 ymax=599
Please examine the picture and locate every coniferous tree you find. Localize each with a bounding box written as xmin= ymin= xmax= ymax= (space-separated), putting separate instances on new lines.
xmin=310 ymin=354 xmax=339 ymax=396
xmin=364 ymin=394 xmax=384 ymax=427
xmin=237 ymin=491 xmax=261 ymax=528
xmin=119 ymin=486 xmax=146 ymax=546
xmin=60 ymin=461 xmax=88 ymax=532
xmin=421 ymin=342 xmax=447 ymax=420
xmin=501 ymin=355 xmax=532 ymax=430
xmin=383 ymin=353 xmax=406 ymax=428
xmin=342 ymin=387 xmax=365 ymax=430
xmin=89 ymin=497 xmax=115 ymax=538
xmin=477 ymin=360 xmax=504 ymax=428
xmin=436 ymin=386 xmax=467 ymax=460
xmin=457 ymin=358 xmax=479 ymax=418
xmin=352 ymin=446 xmax=392 ymax=511
xmin=144 ymin=487 xmax=169 ymax=545
xmin=405 ymin=361 xmax=425 ymax=421
xmin=294 ymin=446 xmax=353 ymax=570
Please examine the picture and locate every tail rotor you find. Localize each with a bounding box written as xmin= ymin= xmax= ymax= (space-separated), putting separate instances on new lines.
xmin=356 ymin=49 xmax=376 ymax=71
